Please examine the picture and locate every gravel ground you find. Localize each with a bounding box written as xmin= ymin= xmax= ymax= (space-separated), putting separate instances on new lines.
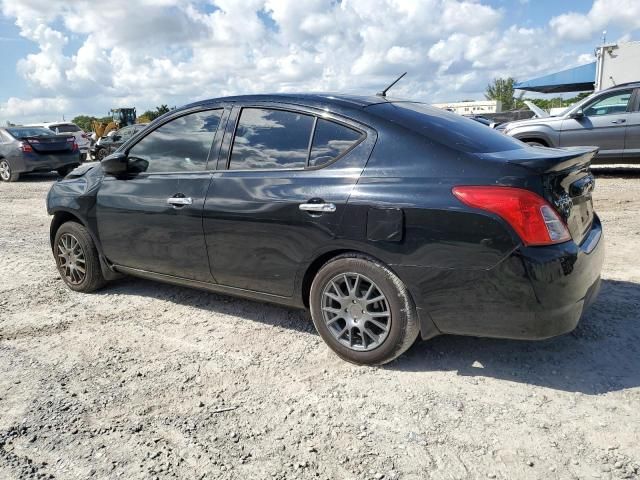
xmin=1 ymin=172 xmax=639 ymax=480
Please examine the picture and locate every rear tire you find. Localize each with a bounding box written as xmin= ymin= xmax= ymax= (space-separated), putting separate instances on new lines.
xmin=309 ymin=254 xmax=419 ymax=365
xmin=0 ymin=159 xmax=20 ymax=182
xmin=525 ymin=140 xmax=547 ymax=147
xmin=54 ymin=222 xmax=106 ymax=292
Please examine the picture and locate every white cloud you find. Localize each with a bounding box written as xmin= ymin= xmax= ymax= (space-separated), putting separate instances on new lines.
xmin=550 ymin=0 xmax=640 ymax=42
xmin=0 ymin=0 xmax=611 ymax=124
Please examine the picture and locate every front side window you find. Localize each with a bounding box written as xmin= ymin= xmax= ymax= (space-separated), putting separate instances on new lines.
xmin=128 ymin=109 xmax=222 ymax=173
xmin=583 ymin=90 xmax=632 ymax=116
xmin=309 ymin=119 xmax=362 ymax=167
xmin=229 ymin=108 xmax=314 ymax=170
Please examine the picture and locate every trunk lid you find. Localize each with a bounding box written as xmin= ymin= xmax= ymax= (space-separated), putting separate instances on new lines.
xmin=477 ymin=146 xmax=598 ymax=245
xmin=23 ymin=135 xmax=75 ymax=154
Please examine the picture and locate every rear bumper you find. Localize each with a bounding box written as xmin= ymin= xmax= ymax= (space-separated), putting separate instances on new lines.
xmin=18 ymin=152 xmax=81 ymax=174
xmin=397 ymin=215 xmax=604 ymax=340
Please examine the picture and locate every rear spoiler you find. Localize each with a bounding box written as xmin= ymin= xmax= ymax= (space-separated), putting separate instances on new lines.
xmin=477 ymin=146 xmax=598 ymax=174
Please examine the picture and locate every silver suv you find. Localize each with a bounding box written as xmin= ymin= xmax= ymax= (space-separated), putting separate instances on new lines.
xmin=501 ymin=83 xmax=640 ymax=164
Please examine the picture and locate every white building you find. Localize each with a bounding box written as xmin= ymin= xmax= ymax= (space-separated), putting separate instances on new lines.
xmin=431 ymin=100 xmax=502 ymax=115
xmin=596 ymin=40 xmax=640 ymax=91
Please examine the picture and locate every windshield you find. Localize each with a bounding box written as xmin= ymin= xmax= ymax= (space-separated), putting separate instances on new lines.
xmin=556 ymin=91 xmax=597 ymax=117
xmin=6 ymin=127 xmax=57 ymax=138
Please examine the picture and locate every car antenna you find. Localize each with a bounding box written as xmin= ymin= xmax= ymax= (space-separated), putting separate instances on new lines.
xmin=377 ymin=72 xmax=407 ymax=97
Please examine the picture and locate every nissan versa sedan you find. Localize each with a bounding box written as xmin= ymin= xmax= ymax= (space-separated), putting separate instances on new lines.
xmin=46 ymin=94 xmax=604 ymax=365
xmin=1 ymin=126 xmax=81 ymax=182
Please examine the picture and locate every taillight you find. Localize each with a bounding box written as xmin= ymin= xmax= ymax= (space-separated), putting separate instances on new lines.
xmin=67 ymin=137 xmax=78 ymax=151
xmin=19 ymin=141 xmax=33 ymax=153
xmin=452 ymin=186 xmax=571 ymax=246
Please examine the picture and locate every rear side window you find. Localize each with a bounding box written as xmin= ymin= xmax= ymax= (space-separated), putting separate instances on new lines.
xmin=128 ymin=109 xmax=222 ymax=173
xmin=229 ymin=108 xmax=314 ymax=170
xmin=228 ymin=108 xmax=364 ymax=170
xmin=309 ymin=119 xmax=362 ymax=167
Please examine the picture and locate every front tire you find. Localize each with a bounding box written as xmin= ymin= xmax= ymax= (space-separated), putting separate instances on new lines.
xmin=95 ymin=148 xmax=108 ymax=161
xmin=309 ymin=254 xmax=419 ymax=365
xmin=0 ymin=159 xmax=20 ymax=182
xmin=54 ymin=222 xmax=106 ymax=292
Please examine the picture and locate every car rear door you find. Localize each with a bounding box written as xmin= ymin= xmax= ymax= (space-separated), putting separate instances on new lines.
xmin=202 ymin=103 xmax=376 ymax=297
xmin=559 ymin=89 xmax=633 ymax=162
xmin=96 ymin=107 xmax=226 ymax=281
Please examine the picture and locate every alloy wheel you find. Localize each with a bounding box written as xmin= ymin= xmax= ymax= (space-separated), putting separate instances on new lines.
xmin=0 ymin=160 xmax=10 ymax=181
xmin=56 ymin=233 xmax=87 ymax=285
xmin=320 ymin=272 xmax=391 ymax=351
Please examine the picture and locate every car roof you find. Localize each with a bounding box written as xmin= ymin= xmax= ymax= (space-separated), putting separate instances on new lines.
xmin=180 ymin=93 xmax=413 ymax=111
xmin=602 ymin=81 xmax=640 ymax=91
xmin=25 ymin=122 xmax=77 ymax=127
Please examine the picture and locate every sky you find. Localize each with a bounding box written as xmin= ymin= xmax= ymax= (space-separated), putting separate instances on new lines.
xmin=1 ymin=0 xmax=639 ymax=124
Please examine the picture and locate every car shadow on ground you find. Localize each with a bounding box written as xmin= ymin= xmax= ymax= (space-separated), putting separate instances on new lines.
xmin=15 ymin=172 xmax=60 ymax=183
xmin=99 ymin=277 xmax=639 ymax=395
xmin=391 ymin=279 xmax=640 ymax=395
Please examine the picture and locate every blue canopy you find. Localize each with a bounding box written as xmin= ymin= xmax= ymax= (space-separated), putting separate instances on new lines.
xmin=515 ymin=62 xmax=596 ymax=93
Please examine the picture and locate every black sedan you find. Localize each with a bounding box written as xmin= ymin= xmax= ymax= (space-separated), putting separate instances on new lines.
xmin=46 ymin=94 xmax=604 ymax=365
xmin=0 ymin=127 xmax=81 ymax=182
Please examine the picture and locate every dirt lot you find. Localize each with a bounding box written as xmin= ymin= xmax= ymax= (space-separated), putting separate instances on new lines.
xmin=1 ymin=172 xmax=639 ymax=480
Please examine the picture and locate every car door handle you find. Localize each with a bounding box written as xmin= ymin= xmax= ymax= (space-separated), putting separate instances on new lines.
xmin=167 ymin=196 xmax=193 ymax=206
xmin=611 ymin=119 xmax=626 ymax=124
xmin=299 ymin=202 xmax=336 ymax=213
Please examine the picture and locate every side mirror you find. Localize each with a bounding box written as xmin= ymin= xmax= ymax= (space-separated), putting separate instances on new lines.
xmin=101 ymin=152 xmax=129 ymax=175
xmin=112 ymin=134 xmax=121 ymax=141
xmin=570 ymin=109 xmax=584 ymax=119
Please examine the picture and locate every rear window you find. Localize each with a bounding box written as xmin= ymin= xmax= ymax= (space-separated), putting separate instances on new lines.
xmin=6 ymin=127 xmax=57 ymax=138
xmin=370 ymin=102 xmax=525 ymax=153
xmin=51 ymin=124 xmax=81 ymax=133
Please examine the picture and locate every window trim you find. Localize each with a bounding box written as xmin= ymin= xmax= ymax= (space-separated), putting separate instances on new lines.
xmin=582 ymin=89 xmax=634 ymax=117
xmin=223 ymin=105 xmax=367 ymax=173
xmin=121 ymin=106 xmax=226 ymax=176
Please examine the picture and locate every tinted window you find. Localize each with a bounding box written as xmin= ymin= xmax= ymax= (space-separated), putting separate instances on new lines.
xmin=368 ymin=102 xmax=525 ymax=153
xmin=583 ymin=90 xmax=632 ymax=116
xmin=128 ymin=110 xmax=221 ymax=173
xmin=52 ymin=124 xmax=81 ymax=133
xmin=229 ymin=108 xmax=314 ymax=170
xmin=6 ymin=127 xmax=57 ymax=138
xmin=309 ymin=119 xmax=362 ymax=167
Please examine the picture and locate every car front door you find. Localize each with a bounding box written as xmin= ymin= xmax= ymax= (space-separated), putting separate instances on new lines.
xmin=96 ymin=107 xmax=226 ymax=281
xmin=623 ymin=89 xmax=640 ymax=163
xmin=202 ymin=104 xmax=375 ymax=297
xmin=559 ymin=89 xmax=633 ymax=162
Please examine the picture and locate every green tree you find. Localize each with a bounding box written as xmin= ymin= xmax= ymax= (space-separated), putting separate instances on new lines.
xmin=71 ymin=115 xmax=96 ymax=132
xmin=485 ymin=77 xmax=517 ymax=111
xmin=141 ymin=104 xmax=174 ymax=122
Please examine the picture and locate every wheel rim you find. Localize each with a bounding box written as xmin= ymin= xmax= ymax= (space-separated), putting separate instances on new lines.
xmin=0 ymin=160 xmax=10 ymax=181
xmin=56 ymin=233 xmax=87 ymax=285
xmin=321 ymin=273 xmax=391 ymax=352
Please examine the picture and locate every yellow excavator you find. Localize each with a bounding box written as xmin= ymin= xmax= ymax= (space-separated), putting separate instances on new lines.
xmin=91 ymin=108 xmax=137 ymax=138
